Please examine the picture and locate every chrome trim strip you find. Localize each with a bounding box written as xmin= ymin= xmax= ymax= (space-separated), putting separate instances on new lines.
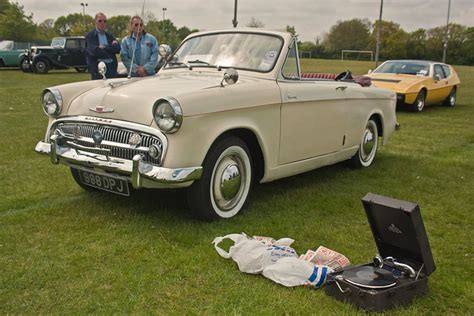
xmin=35 ymin=140 xmax=202 ymax=188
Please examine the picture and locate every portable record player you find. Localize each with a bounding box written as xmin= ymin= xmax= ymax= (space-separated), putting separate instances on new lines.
xmin=325 ymin=193 xmax=436 ymax=312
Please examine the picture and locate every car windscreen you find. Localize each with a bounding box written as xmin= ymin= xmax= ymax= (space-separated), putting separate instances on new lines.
xmin=0 ymin=41 xmax=14 ymax=50
xmin=167 ymin=32 xmax=283 ymax=72
xmin=50 ymin=38 xmax=66 ymax=48
xmin=374 ymin=61 xmax=430 ymax=76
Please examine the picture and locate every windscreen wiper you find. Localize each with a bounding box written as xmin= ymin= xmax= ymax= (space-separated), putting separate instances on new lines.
xmin=187 ymin=60 xmax=221 ymax=70
xmin=167 ymin=61 xmax=192 ymax=70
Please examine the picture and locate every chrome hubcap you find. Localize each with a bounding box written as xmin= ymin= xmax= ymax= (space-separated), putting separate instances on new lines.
xmin=361 ymin=124 xmax=377 ymax=162
xmin=213 ymin=154 xmax=246 ymax=211
xmin=220 ymin=162 xmax=241 ymax=200
xmin=37 ymin=62 xmax=45 ymax=71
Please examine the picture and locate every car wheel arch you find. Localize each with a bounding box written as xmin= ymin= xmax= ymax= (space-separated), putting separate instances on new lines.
xmin=206 ymin=128 xmax=265 ymax=183
xmin=369 ymin=113 xmax=384 ymax=138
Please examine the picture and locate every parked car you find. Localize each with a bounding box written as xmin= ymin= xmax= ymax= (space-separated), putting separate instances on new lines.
xmin=0 ymin=40 xmax=24 ymax=67
xmin=35 ymin=28 xmax=397 ymax=220
xmin=365 ymin=60 xmax=460 ymax=112
xmin=20 ymin=36 xmax=87 ymax=74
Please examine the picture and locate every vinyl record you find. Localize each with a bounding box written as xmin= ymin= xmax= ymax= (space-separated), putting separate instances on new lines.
xmin=342 ymin=266 xmax=397 ymax=289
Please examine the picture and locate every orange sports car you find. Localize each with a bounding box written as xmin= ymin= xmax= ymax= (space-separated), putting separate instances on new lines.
xmin=366 ymin=60 xmax=460 ymax=112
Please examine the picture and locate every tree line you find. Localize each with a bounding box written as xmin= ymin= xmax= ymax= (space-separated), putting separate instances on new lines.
xmin=298 ymin=18 xmax=474 ymax=65
xmin=1 ymin=1 xmax=472 ymax=65
xmin=0 ymin=0 xmax=198 ymax=48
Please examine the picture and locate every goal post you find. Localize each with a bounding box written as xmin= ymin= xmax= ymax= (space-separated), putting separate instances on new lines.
xmin=299 ymin=50 xmax=312 ymax=59
xmin=341 ymin=50 xmax=374 ymax=61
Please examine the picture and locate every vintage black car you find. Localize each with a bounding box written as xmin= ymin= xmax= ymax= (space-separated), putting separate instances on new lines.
xmin=20 ymin=37 xmax=87 ymax=74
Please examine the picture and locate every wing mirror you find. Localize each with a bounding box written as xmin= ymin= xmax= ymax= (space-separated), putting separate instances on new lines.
xmin=98 ymin=61 xmax=107 ymax=80
xmin=220 ymin=68 xmax=239 ymax=87
xmin=367 ymin=69 xmax=372 ymax=74
xmin=159 ymin=44 xmax=172 ymax=59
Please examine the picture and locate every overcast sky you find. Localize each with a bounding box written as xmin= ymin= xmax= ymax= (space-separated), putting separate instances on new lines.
xmin=17 ymin=0 xmax=474 ymax=42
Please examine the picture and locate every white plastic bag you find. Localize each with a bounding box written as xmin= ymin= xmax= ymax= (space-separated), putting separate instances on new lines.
xmin=262 ymin=257 xmax=333 ymax=288
xmin=212 ymin=233 xmax=297 ymax=274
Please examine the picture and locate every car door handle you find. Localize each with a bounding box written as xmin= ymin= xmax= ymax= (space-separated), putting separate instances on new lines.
xmin=336 ymin=86 xmax=347 ymax=91
xmin=287 ymin=95 xmax=297 ymax=100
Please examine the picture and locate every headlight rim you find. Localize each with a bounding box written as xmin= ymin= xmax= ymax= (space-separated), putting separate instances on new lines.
xmin=41 ymin=88 xmax=63 ymax=117
xmin=153 ymin=97 xmax=183 ymax=134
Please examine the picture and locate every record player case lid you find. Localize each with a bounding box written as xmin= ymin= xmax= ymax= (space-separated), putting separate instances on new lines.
xmin=361 ymin=193 xmax=435 ymax=276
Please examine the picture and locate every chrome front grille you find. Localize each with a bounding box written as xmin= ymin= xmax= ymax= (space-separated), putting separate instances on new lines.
xmin=53 ymin=122 xmax=163 ymax=165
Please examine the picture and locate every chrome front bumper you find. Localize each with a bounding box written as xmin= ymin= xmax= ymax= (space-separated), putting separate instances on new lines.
xmin=35 ymin=136 xmax=202 ymax=189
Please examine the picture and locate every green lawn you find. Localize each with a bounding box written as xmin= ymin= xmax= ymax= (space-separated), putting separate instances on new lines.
xmin=0 ymin=61 xmax=473 ymax=314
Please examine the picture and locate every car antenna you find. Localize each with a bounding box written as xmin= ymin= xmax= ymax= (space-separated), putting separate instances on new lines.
xmin=128 ymin=0 xmax=146 ymax=79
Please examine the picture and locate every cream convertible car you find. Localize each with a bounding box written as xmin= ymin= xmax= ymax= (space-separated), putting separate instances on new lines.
xmin=35 ymin=29 xmax=397 ymax=220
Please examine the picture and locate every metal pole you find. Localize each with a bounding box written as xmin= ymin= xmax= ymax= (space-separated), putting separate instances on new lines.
xmin=80 ymin=2 xmax=88 ymax=32
xmin=232 ymin=0 xmax=238 ymax=28
xmin=442 ymin=0 xmax=451 ymax=63
xmin=375 ymin=0 xmax=383 ymax=67
xmin=162 ymin=7 xmax=167 ymax=21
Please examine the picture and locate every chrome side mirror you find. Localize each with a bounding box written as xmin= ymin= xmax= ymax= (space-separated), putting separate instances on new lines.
xmin=98 ymin=61 xmax=107 ymax=80
xmin=158 ymin=44 xmax=172 ymax=59
xmin=367 ymin=69 xmax=372 ymax=74
xmin=221 ymin=68 xmax=239 ymax=87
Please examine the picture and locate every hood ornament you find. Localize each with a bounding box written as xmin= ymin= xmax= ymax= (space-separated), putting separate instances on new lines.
xmin=89 ymin=105 xmax=114 ymax=113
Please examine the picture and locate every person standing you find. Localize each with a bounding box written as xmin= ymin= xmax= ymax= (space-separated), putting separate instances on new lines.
xmin=85 ymin=12 xmax=121 ymax=80
xmin=121 ymin=16 xmax=159 ymax=77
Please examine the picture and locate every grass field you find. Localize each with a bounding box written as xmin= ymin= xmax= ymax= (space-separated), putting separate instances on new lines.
xmin=1 ymin=60 xmax=473 ymax=314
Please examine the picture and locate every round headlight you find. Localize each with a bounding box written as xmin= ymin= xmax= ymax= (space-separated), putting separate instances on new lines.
xmin=153 ymin=97 xmax=183 ymax=134
xmin=41 ymin=89 xmax=63 ymax=117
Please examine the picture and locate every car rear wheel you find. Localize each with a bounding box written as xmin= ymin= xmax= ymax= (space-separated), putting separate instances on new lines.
xmin=75 ymin=67 xmax=87 ymax=73
xmin=187 ymin=136 xmax=253 ymax=221
xmin=443 ymin=87 xmax=456 ymax=107
xmin=20 ymin=57 xmax=32 ymax=72
xmin=33 ymin=59 xmax=50 ymax=74
xmin=349 ymin=119 xmax=379 ymax=168
xmin=411 ymin=90 xmax=426 ymax=112
xmin=0 ymin=59 xmax=5 ymax=67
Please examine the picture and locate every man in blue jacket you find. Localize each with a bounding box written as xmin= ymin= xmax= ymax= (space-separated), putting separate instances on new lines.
xmin=85 ymin=12 xmax=121 ymax=80
xmin=121 ymin=16 xmax=159 ymax=77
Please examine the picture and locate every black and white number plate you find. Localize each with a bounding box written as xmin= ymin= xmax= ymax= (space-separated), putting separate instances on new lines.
xmin=78 ymin=169 xmax=130 ymax=196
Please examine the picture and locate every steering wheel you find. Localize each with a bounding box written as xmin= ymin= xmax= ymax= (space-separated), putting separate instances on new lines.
xmin=335 ymin=70 xmax=352 ymax=81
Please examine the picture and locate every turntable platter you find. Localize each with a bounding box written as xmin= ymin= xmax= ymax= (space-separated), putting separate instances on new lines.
xmin=342 ymin=266 xmax=397 ymax=289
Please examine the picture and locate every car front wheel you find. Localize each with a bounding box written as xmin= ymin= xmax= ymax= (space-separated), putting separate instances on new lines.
xmin=349 ymin=119 xmax=379 ymax=168
xmin=411 ymin=90 xmax=426 ymax=112
xmin=187 ymin=136 xmax=253 ymax=221
xmin=33 ymin=59 xmax=50 ymax=74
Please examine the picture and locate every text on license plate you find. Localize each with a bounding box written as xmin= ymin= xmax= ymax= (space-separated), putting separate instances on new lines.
xmin=78 ymin=170 xmax=130 ymax=196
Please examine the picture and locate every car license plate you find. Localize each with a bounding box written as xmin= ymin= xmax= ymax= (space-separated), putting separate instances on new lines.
xmin=78 ymin=169 xmax=130 ymax=196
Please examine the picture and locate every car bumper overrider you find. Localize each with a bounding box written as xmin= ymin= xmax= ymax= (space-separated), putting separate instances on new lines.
xmin=35 ymin=117 xmax=202 ymax=189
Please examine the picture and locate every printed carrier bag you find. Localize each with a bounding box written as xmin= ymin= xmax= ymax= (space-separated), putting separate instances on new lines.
xmin=262 ymin=257 xmax=333 ymax=288
xmin=212 ymin=233 xmax=297 ymax=274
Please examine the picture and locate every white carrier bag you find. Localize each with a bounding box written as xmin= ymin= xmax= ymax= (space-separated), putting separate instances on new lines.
xmin=262 ymin=257 xmax=333 ymax=288
xmin=212 ymin=233 xmax=297 ymax=274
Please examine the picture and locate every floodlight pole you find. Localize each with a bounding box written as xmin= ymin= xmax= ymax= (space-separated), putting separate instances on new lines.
xmin=232 ymin=0 xmax=238 ymax=28
xmin=375 ymin=0 xmax=383 ymax=67
xmin=442 ymin=0 xmax=451 ymax=63
xmin=80 ymin=2 xmax=88 ymax=32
